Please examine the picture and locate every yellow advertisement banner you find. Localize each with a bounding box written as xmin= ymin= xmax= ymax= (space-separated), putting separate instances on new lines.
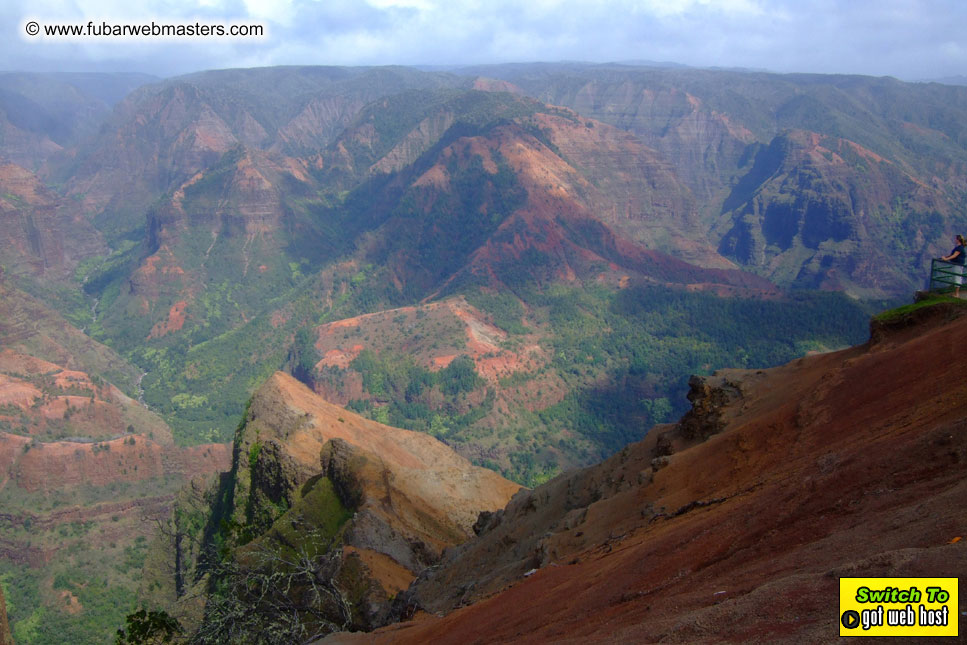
xmin=840 ymin=577 xmax=958 ymax=637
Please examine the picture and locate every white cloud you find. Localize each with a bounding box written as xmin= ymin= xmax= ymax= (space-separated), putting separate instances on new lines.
xmin=636 ymin=0 xmax=764 ymax=18
xmin=366 ymin=0 xmax=435 ymax=9
xmin=242 ymin=0 xmax=295 ymax=26
xmin=3 ymin=0 xmax=966 ymax=79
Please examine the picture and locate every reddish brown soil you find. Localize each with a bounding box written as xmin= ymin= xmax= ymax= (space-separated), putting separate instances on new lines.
xmin=428 ymin=119 xmax=777 ymax=298
xmin=0 ymin=374 xmax=42 ymax=409
xmin=148 ymin=300 xmax=189 ymax=338
xmin=237 ymin=372 xmax=522 ymax=598
xmin=0 ymin=351 xmax=61 ymax=375
xmin=0 ymin=163 xmax=105 ymax=279
xmin=323 ymin=304 xmax=967 ymax=644
xmin=0 ymin=350 xmax=171 ymax=441
xmin=246 ymin=373 xmax=521 ymax=525
xmin=312 ymin=298 xmax=539 ymax=384
xmin=161 ymin=442 xmax=232 ymax=479
xmin=0 ymin=493 xmax=177 ymax=568
xmin=3 ymin=433 xmax=230 ymax=492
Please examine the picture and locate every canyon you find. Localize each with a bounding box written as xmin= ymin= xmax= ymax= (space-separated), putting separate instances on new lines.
xmin=319 ymin=298 xmax=967 ymax=643
xmin=1 ymin=63 xmax=966 ymax=642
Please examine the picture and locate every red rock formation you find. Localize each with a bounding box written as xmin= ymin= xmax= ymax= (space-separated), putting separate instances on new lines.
xmin=0 ymin=349 xmax=170 ymax=442
xmin=311 ymin=297 xmax=540 ymax=387
xmin=220 ymin=372 xmax=522 ymax=629
xmin=1 ymin=432 xmax=231 ymax=493
xmin=0 ymin=163 xmax=105 ymax=279
xmin=324 ymin=301 xmax=967 ymax=643
xmin=160 ymin=443 xmax=232 ymax=479
xmin=239 ymin=372 xmax=521 ymax=534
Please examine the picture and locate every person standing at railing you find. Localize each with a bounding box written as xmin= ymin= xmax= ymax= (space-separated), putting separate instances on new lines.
xmin=940 ymin=234 xmax=967 ymax=297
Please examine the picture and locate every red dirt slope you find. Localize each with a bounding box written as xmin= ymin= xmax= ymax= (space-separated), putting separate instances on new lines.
xmin=323 ymin=301 xmax=967 ymax=643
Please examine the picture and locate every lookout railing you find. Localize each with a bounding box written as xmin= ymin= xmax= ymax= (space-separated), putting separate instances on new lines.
xmin=929 ymin=259 xmax=964 ymax=293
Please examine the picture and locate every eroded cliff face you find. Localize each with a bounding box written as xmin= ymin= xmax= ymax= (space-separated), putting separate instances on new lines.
xmin=324 ymin=300 xmax=967 ymax=644
xmin=716 ymin=130 xmax=943 ymax=296
xmin=489 ymin=67 xmax=967 ymax=297
xmin=161 ymin=372 xmax=520 ymax=635
xmin=239 ymin=374 xmax=521 ymax=614
xmin=237 ymin=371 xmax=521 ymax=528
xmin=0 ymin=163 xmax=105 ymax=280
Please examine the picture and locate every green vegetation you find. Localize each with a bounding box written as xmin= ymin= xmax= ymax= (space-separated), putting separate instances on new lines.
xmin=80 ymin=240 xmax=140 ymax=296
xmin=1 ymin=540 xmax=143 ymax=645
xmin=115 ymin=608 xmax=182 ymax=644
xmin=872 ymin=294 xmax=967 ymax=323
xmin=320 ymin=280 xmax=873 ymax=486
xmin=249 ymin=475 xmax=353 ymax=561
xmin=525 ymin=284 xmax=871 ymax=462
xmin=184 ymin=476 xmax=354 ymax=644
xmin=291 ymin=327 xmax=322 ymax=384
xmin=9 ymin=65 xmax=949 ymax=645
xmin=346 ymin=351 xmax=489 ymax=436
xmin=464 ymin=289 xmax=529 ymax=335
xmin=490 ymin=283 xmax=868 ymax=484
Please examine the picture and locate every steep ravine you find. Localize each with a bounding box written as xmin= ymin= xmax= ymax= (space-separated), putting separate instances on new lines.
xmin=320 ymin=300 xmax=967 ymax=643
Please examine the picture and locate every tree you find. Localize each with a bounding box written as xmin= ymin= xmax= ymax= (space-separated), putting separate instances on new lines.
xmin=191 ymin=534 xmax=352 ymax=645
xmin=115 ymin=609 xmax=183 ymax=645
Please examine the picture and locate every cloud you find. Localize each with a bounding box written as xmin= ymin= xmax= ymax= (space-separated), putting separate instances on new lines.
xmin=3 ymin=0 xmax=965 ymax=79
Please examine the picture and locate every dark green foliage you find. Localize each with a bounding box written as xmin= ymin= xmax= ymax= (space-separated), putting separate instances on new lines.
xmin=291 ymin=327 xmax=322 ymax=385
xmin=80 ymin=239 xmax=141 ymax=296
xmin=135 ymin=307 xmax=293 ymax=444
xmin=438 ymin=356 xmax=480 ymax=396
xmin=115 ymin=609 xmax=182 ymax=644
xmin=247 ymin=441 xmax=261 ymax=472
xmin=2 ymin=560 xmax=140 ymax=645
xmin=192 ymin=477 xmax=354 ymax=644
xmin=528 ymin=283 xmax=873 ymax=459
xmin=463 ymin=289 xmax=528 ymax=334
xmin=348 ymin=350 xmax=487 ymax=434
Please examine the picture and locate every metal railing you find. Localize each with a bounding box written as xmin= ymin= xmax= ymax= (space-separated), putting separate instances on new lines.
xmin=929 ymin=258 xmax=965 ymax=293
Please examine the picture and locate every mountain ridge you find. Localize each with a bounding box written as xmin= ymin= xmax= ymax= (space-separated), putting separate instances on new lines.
xmin=3 ymin=63 xmax=964 ymax=642
xmin=318 ymin=298 xmax=967 ymax=643
xmin=147 ymin=371 xmax=521 ymax=638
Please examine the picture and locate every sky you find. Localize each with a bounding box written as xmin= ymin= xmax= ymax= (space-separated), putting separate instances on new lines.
xmin=5 ymin=0 xmax=967 ymax=81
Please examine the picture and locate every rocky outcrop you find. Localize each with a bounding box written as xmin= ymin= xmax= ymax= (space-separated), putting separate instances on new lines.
xmin=235 ymin=372 xmax=520 ymax=533
xmin=63 ymin=67 xmax=465 ymax=231
xmin=674 ymin=373 xmax=744 ymax=442
xmin=484 ymin=66 xmax=967 ymax=297
xmin=178 ymin=371 xmax=521 ymax=633
xmin=326 ymin=301 xmax=967 ymax=643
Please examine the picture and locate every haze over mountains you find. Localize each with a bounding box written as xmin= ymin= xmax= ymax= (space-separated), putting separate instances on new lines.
xmin=0 ymin=62 xmax=965 ymax=642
